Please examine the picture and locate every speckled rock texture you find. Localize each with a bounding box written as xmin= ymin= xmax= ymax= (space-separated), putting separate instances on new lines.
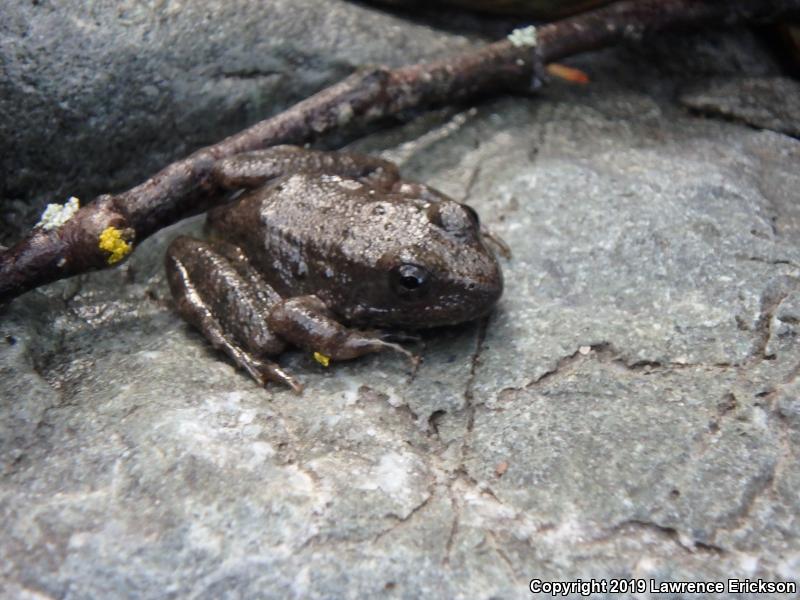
xmin=2 ymin=2 xmax=800 ymax=599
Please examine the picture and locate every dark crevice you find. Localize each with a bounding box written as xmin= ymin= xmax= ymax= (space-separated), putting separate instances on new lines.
xmin=427 ymin=409 xmax=446 ymax=437
xmin=443 ymin=492 xmax=461 ymax=566
xmin=736 ymin=255 xmax=800 ymax=270
xmin=683 ymin=106 xmax=800 ymax=142
xmin=462 ymin=316 xmax=489 ymax=437
xmin=373 ymin=490 xmax=435 ymax=543
xmin=517 ymin=342 xmax=735 ymax=395
xmin=218 ymin=69 xmax=284 ymax=80
xmin=717 ymin=392 xmax=738 ymax=417
xmin=609 ymin=519 xmax=726 ymax=556
xmin=751 ymin=287 xmax=790 ymax=361
xmin=485 ymin=530 xmax=523 ymax=583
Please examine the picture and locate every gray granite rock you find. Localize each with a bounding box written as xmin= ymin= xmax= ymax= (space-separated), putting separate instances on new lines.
xmin=2 ymin=9 xmax=800 ymax=600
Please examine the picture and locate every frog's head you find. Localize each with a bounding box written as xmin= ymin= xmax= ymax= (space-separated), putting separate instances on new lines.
xmin=350 ymin=198 xmax=504 ymax=329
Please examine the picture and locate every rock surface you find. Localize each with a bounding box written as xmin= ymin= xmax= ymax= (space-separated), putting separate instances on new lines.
xmin=2 ymin=3 xmax=800 ymax=599
xmin=680 ymin=76 xmax=800 ymax=139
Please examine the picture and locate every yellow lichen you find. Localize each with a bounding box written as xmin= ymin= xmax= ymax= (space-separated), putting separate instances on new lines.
xmin=313 ymin=352 xmax=331 ymax=367
xmin=98 ymin=226 xmax=132 ymax=264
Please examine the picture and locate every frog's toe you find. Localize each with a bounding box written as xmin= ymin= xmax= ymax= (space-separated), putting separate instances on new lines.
xmin=375 ymin=340 xmax=421 ymax=370
xmin=379 ymin=331 xmax=423 ymax=344
xmin=257 ymin=361 xmax=304 ymax=395
xmin=382 ymin=339 xmax=422 ymax=374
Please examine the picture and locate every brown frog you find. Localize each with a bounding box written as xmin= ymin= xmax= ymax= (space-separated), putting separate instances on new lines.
xmin=165 ymin=146 xmax=503 ymax=392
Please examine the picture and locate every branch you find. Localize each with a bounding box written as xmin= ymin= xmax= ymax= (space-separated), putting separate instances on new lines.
xmin=1 ymin=0 xmax=797 ymax=304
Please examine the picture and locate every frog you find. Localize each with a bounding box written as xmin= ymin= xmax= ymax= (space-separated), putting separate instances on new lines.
xmin=165 ymin=145 xmax=503 ymax=393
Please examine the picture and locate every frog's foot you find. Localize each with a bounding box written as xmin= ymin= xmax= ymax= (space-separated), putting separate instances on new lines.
xmin=268 ymin=296 xmax=420 ymax=369
xmin=225 ymin=344 xmax=303 ymax=394
xmin=166 ymin=236 xmax=303 ymax=393
xmin=255 ymin=361 xmax=304 ymax=395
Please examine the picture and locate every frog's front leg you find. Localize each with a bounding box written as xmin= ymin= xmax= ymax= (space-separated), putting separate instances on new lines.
xmin=165 ymin=236 xmax=303 ymax=393
xmin=267 ymin=296 xmax=419 ymax=367
xmin=212 ymin=145 xmax=400 ymax=191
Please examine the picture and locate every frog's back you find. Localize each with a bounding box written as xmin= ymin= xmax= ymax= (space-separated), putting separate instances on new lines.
xmin=207 ymin=173 xmax=430 ymax=301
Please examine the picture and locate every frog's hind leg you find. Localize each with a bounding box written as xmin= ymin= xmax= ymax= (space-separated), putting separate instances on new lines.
xmin=267 ymin=295 xmax=419 ymax=369
xmin=165 ymin=236 xmax=303 ymax=393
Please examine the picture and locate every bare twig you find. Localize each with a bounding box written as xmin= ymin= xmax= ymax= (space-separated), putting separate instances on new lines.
xmin=1 ymin=0 xmax=797 ymax=304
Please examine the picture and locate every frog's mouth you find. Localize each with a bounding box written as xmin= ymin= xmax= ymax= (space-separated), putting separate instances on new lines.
xmin=423 ymin=277 xmax=504 ymax=328
xmin=346 ymin=276 xmax=503 ymax=330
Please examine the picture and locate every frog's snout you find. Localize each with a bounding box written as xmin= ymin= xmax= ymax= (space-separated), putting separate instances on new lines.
xmin=451 ymin=252 xmax=503 ymax=323
xmin=473 ymin=260 xmax=504 ymax=312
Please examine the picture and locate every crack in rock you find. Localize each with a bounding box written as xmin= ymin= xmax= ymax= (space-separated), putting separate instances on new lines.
xmin=372 ymin=490 xmax=436 ymax=544
xmin=599 ymin=519 xmax=726 ymax=556
xmin=495 ymin=342 xmax=735 ymax=401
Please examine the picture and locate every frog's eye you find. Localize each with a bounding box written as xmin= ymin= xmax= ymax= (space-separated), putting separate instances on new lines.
xmin=390 ymin=264 xmax=430 ymax=299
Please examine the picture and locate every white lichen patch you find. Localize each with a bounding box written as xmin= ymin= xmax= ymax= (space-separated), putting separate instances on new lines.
xmin=508 ymin=25 xmax=538 ymax=48
xmin=36 ymin=196 xmax=80 ymax=230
